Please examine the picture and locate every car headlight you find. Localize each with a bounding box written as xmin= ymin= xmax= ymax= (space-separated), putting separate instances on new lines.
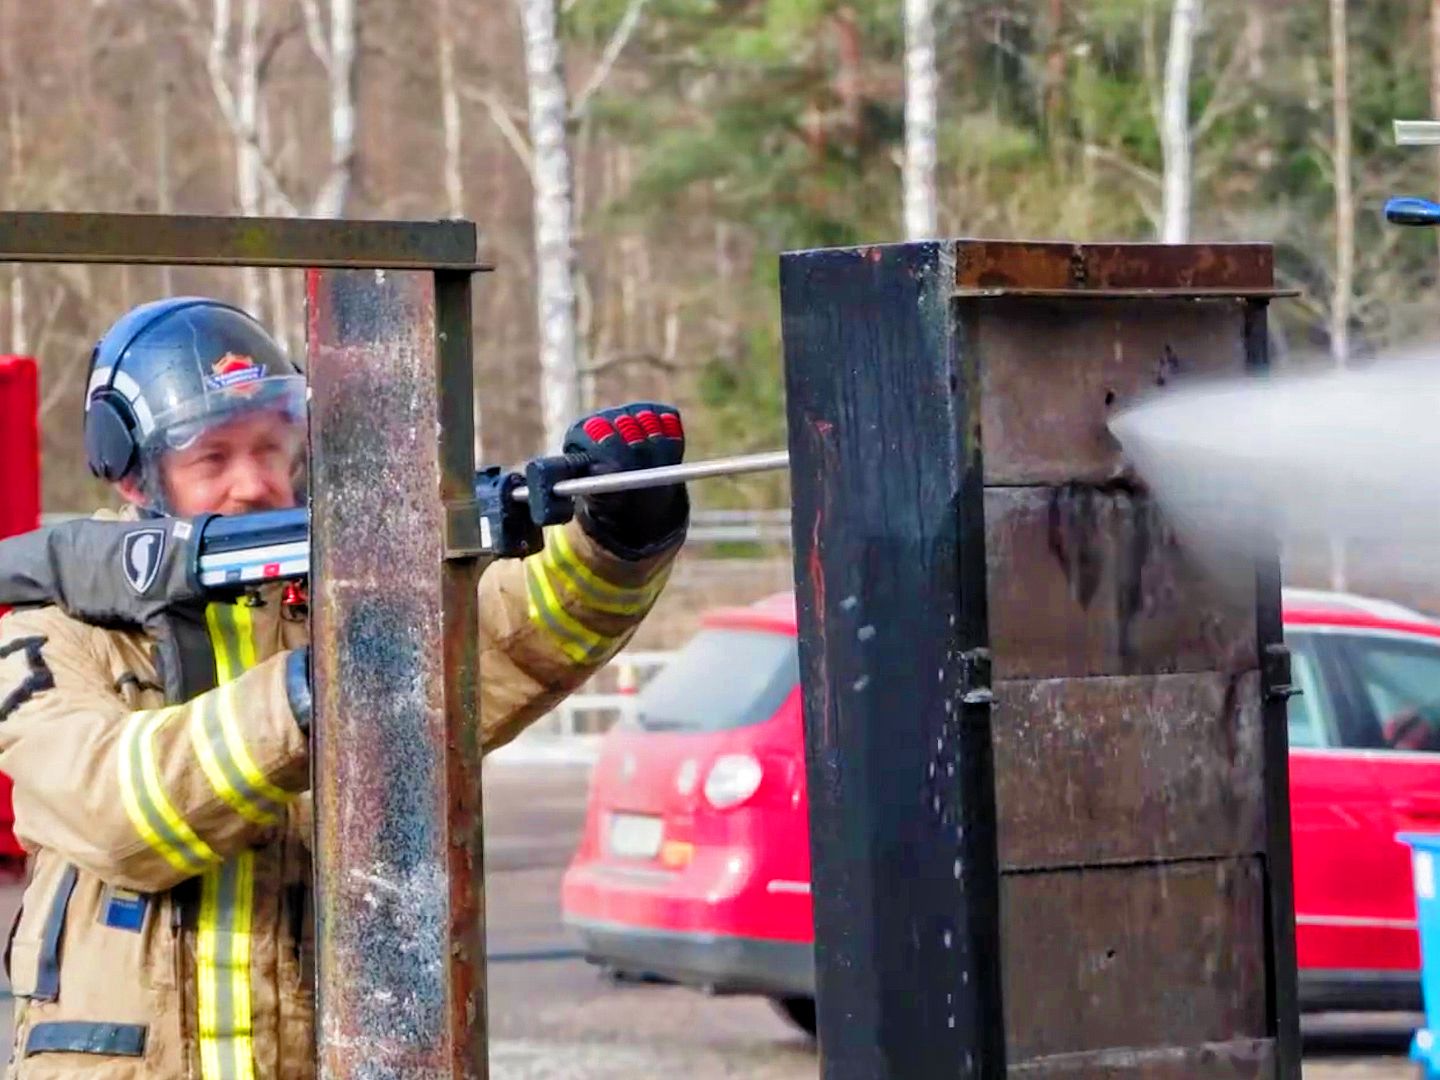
xmin=703 ymin=754 xmax=764 ymax=810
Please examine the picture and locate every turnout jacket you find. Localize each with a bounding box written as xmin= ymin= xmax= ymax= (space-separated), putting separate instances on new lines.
xmin=0 ymin=509 xmax=678 ymax=1078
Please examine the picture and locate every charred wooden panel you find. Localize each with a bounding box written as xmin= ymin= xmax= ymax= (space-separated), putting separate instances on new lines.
xmin=1007 ymin=1038 xmax=1274 ymax=1078
xmin=994 ymin=672 xmax=1266 ymax=870
xmin=968 ymin=298 xmax=1248 ymax=486
xmin=984 ymin=487 xmax=1256 ymax=680
xmin=1001 ymin=859 xmax=1269 ymax=1062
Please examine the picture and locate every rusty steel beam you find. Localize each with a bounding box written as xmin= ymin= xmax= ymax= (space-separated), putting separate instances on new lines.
xmin=0 ymin=211 xmax=489 ymax=270
xmin=308 ymin=268 xmax=487 ymax=1079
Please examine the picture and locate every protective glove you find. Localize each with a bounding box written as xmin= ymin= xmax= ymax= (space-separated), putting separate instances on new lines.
xmin=285 ymin=647 xmax=312 ymax=736
xmin=562 ymin=402 xmax=690 ymax=560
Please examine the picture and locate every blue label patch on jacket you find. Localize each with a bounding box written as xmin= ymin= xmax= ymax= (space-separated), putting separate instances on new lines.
xmin=99 ymin=888 xmax=148 ymax=932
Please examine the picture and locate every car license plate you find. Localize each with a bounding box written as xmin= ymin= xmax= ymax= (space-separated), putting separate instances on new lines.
xmin=607 ymin=813 xmax=663 ymax=859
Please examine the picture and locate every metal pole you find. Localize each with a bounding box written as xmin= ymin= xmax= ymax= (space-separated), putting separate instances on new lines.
xmin=508 ymin=449 xmax=789 ymax=504
xmin=309 ymin=267 xmax=488 ymax=1079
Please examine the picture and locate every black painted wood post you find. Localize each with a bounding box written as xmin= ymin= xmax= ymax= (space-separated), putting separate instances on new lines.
xmin=780 ymin=242 xmax=1006 ymax=1080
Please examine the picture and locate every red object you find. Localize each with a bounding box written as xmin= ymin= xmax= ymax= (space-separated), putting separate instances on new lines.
xmin=0 ymin=356 xmax=39 ymax=541
xmin=562 ymin=587 xmax=1440 ymax=1016
xmin=0 ymin=356 xmax=40 ymax=861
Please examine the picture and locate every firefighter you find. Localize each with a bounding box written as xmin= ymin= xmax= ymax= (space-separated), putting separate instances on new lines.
xmin=0 ymin=297 xmax=689 ymax=1077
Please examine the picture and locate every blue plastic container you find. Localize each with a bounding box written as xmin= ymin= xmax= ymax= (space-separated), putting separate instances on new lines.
xmin=1397 ymin=832 xmax=1440 ymax=1076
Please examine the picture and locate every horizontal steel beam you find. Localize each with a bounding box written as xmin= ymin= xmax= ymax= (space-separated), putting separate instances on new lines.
xmin=0 ymin=211 xmax=490 ymax=271
xmin=953 ymin=287 xmax=1299 ymax=299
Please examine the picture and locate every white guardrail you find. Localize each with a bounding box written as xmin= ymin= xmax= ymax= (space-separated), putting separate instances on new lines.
xmin=541 ymin=650 xmax=675 ymax=736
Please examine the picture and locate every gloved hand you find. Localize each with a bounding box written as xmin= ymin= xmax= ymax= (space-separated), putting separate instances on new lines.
xmin=562 ymin=402 xmax=690 ymax=560
xmin=285 ymin=647 xmax=312 ymax=736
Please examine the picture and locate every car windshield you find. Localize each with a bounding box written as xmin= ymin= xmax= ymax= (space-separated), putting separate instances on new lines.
xmin=1331 ymin=632 xmax=1440 ymax=751
xmin=636 ymin=627 xmax=798 ymax=732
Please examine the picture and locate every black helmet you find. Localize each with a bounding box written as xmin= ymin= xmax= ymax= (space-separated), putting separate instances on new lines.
xmin=83 ymin=298 xmax=306 ymax=507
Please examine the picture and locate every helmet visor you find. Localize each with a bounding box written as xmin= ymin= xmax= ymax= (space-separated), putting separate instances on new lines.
xmin=142 ymin=374 xmax=307 ymax=455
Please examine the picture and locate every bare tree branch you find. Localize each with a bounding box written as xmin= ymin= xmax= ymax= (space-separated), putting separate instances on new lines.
xmin=571 ymin=0 xmax=649 ymax=119
xmin=298 ymin=0 xmax=331 ymax=72
xmin=460 ymin=83 xmax=536 ymax=182
xmin=1191 ymin=28 xmax=1255 ymax=142
xmin=580 ymin=350 xmax=683 ymax=376
xmin=1083 ymin=142 xmax=1162 ymax=189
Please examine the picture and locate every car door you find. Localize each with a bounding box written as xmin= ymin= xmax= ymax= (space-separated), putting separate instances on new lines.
xmin=1317 ymin=628 xmax=1440 ymax=973
xmin=1287 ymin=629 xmax=1405 ymax=975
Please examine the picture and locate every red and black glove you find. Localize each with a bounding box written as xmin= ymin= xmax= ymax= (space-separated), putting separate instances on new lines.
xmin=563 ymin=402 xmax=689 ymax=560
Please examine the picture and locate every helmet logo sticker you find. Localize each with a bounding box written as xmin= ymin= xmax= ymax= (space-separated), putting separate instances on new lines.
xmin=123 ymin=528 xmax=167 ymax=595
xmin=207 ymin=353 xmax=267 ymax=392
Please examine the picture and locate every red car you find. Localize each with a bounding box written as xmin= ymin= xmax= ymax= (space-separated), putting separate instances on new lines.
xmin=561 ymin=587 xmax=1440 ymax=1034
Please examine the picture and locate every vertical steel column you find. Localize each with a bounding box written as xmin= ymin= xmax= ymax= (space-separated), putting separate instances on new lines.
xmin=780 ymin=242 xmax=1008 ymax=1080
xmin=308 ymin=268 xmax=487 ymax=1079
xmin=1247 ymin=298 xmax=1303 ymax=1078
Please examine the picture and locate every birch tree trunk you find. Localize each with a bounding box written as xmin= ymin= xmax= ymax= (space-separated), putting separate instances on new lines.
xmin=1159 ymin=0 xmax=1200 ymax=243
xmin=1329 ymin=0 xmax=1353 ymax=367
xmin=311 ymin=0 xmax=358 ymax=218
xmin=1329 ymin=0 xmax=1353 ymax=590
xmin=518 ymin=0 xmax=581 ymax=452
xmin=1431 ymin=0 xmax=1440 ymax=261
xmin=153 ymin=64 xmax=175 ymax=296
xmin=4 ymin=0 xmax=26 ymax=355
xmin=902 ymin=0 xmax=938 ymax=240
xmin=437 ymin=0 xmax=466 ymax=219
xmin=228 ymin=0 xmax=265 ymax=314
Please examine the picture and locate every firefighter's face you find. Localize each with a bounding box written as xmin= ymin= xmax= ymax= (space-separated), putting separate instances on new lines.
xmin=123 ymin=409 xmax=304 ymax=517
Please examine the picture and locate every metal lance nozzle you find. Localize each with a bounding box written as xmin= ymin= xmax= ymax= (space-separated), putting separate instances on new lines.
xmin=509 ymin=449 xmax=791 ymax=504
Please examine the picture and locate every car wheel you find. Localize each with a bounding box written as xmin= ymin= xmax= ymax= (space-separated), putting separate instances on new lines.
xmin=769 ymin=996 xmax=817 ymax=1040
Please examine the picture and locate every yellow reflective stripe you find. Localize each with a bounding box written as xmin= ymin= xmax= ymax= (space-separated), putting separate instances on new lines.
xmin=196 ymin=863 xmax=222 ymax=1080
xmin=196 ymin=602 xmax=263 ymax=1080
xmin=198 ymin=602 xmax=290 ymax=821
xmin=206 ymin=605 xmax=238 ymax=685
xmin=232 ymin=603 xmax=258 ymax=673
xmin=230 ymin=852 xmax=256 ymax=1080
xmin=188 ymin=695 xmax=282 ymax=828
xmin=525 ymin=558 xmax=613 ymax=663
xmin=133 ymin=709 xmax=219 ymax=870
xmin=544 ymin=527 xmax=664 ymax=615
xmin=197 ymin=852 xmax=257 ymax=1080
xmin=118 ymin=707 xmax=204 ymax=874
xmin=215 ymin=681 xmax=293 ymax=807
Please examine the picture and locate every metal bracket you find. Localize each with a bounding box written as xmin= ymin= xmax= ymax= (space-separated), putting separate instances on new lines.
xmin=1262 ymin=642 xmax=1302 ymax=703
xmin=443 ymin=499 xmax=484 ymax=559
xmin=960 ymin=646 xmax=994 ymax=706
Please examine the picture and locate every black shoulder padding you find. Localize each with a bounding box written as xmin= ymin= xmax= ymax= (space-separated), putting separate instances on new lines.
xmin=0 ymin=636 xmax=56 ymax=721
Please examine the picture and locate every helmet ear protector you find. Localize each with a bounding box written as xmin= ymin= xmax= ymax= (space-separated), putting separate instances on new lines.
xmin=84 ymin=373 xmax=142 ymax=483
xmin=82 ymin=297 xmax=214 ymax=484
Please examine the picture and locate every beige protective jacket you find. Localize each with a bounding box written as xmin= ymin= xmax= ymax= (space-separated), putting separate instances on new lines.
xmin=0 ymin=514 xmax=677 ymax=1078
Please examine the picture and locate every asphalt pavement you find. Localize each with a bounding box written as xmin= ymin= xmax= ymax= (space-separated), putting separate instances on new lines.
xmin=0 ymin=758 xmax=1422 ymax=1076
xmin=478 ymin=759 xmax=1420 ymax=1079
